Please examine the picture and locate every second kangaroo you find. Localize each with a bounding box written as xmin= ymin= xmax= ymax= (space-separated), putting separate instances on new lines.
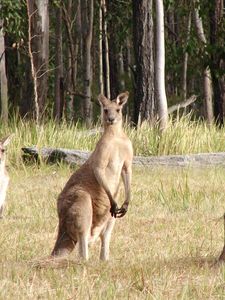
xmin=51 ymin=91 xmax=133 ymax=260
xmin=0 ymin=135 xmax=12 ymax=218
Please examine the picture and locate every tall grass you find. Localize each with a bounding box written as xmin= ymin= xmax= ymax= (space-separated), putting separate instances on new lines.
xmin=128 ymin=115 xmax=225 ymax=156
xmin=1 ymin=114 xmax=225 ymax=166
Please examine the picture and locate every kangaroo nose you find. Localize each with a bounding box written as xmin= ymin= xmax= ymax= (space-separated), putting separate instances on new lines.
xmin=108 ymin=117 xmax=115 ymax=123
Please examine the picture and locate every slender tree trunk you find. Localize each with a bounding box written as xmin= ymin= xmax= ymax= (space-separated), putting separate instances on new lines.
xmin=81 ymin=0 xmax=94 ymax=127
xmin=99 ymin=2 xmax=104 ymax=94
xmin=118 ymin=47 xmax=125 ymax=91
xmin=74 ymin=0 xmax=81 ymax=90
xmin=62 ymin=0 xmax=81 ymax=121
xmin=66 ymin=46 xmax=74 ymax=120
xmin=209 ymin=0 xmax=224 ymax=126
xmin=107 ymin=0 xmax=120 ymax=99
xmin=27 ymin=0 xmax=39 ymax=123
xmin=132 ymin=0 xmax=155 ymax=125
xmin=26 ymin=0 xmax=49 ymax=121
xmin=124 ymin=38 xmax=132 ymax=79
xmin=0 ymin=18 xmax=8 ymax=124
xmin=63 ymin=0 xmax=74 ymax=120
xmin=155 ymin=0 xmax=168 ymax=131
xmin=102 ymin=0 xmax=110 ymax=99
xmin=54 ymin=6 xmax=64 ymax=121
xmin=203 ymin=68 xmax=214 ymax=124
xmin=219 ymin=59 xmax=225 ymax=115
xmin=193 ymin=6 xmax=214 ymax=125
xmin=182 ymin=12 xmax=192 ymax=101
xmin=166 ymin=8 xmax=177 ymax=96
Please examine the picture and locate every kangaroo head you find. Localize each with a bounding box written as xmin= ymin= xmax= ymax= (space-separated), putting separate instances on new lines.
xmin=0 ymin=135 xmax=12 ymax=161
xmin=98 ymin=92 xmax=129 ymax=126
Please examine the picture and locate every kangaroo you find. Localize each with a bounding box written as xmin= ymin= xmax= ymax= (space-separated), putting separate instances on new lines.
xmin=51 ymin=91 xmax=133 ymax=260
xmin=0 ymin=136 xmax=12 ymax=218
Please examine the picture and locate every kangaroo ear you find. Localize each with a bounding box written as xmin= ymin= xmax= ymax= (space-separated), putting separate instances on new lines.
xmin=98 ymin=94 xmax=110 ymax=107
xmin=115 ymin=91 xmax=129 ymax=106
xmin=1 ymin=135 xmax=13 ymax=147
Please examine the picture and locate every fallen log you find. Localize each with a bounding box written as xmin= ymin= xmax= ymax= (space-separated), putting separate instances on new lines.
xmin=22 ymin=146 xmax=225 ymax=167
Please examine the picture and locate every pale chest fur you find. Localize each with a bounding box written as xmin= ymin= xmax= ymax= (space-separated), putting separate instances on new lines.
xmin=102 ymin=136 xmax=132 ymax=194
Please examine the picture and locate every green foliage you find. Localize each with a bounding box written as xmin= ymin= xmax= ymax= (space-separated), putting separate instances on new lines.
xmin=0 ymin=0 xmax=224 ymax=123
xmin=105 ymin=0 xmax=132 ymax=46
xmin=1 ymin=0 xmax=27 ymax=39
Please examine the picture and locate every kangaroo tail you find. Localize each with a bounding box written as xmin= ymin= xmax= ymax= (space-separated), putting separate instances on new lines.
xmin=51 ymin=222 xmax=76 ymax=257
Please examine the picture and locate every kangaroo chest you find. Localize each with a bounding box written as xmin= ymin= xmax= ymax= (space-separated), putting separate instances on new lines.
xmin=104 ymin=142 xmax=127 ymax=193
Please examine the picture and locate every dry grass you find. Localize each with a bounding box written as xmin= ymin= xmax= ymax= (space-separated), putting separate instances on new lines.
xmin=2 ymin=115 xmax=225 ymax=168
xmin=1 ymin=164 xmax=225 ymax=299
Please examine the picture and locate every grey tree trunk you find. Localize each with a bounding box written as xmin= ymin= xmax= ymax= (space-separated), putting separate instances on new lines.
xmin=54 ymin=6 xmax=64 ymax=121
xmin=118 ymin=47 xmax=125 ymax=91
xmin=62 ymin=0 xmax=80 ymax=120
xmin=102 ymin=0 xmax=111 ymax=99
xmin=99 ymin=3 xmax=104 ymax=94
xmin=26 ymin=0 xmax=49 ymax=121
xmin=66 ymin=46 xmax=74 ymax=121
xmin=166 ymin=8 xmax=177 ymax=96
xmin=125 ymin=38 xmax=132 ymax=79
xmin=193 ymin=7 xmax=214 ymax=125
xmin=132 ymin=0 xmax=155 ymax=125
xmin=107 ymin=0 xmax=122 ymax=99
xmin=81 ymin=0 xmax=94 ymax=127
xmin=182 ymin=12 xmax=192 ymax=101
xmin=209 ymin=0 xmax=224 ymax=126
xmin=0 ymin=18 xmax=8 ymax=124
xmin=155 ymin=0 xmax=168 ymax=131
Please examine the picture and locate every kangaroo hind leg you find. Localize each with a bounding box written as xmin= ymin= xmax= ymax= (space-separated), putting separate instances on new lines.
xmin=70 ymin=191 xmax=92 ymax=260
xmin=100 ymin=218 xmax=115 ymax=261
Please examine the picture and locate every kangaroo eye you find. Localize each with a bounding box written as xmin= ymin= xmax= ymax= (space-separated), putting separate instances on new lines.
xmin=104 ymin=109 xmax=108 ymax=114
xmin=116 ymin=109 xmax=120 ymax=113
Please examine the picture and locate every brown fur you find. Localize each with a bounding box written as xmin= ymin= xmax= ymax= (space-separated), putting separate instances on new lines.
xmin=51 ymin=92 xmax=133 ymax=260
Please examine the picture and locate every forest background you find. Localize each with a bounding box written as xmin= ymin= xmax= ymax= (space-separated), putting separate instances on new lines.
xmin=0 ymin=0 xmax=224 ymax=131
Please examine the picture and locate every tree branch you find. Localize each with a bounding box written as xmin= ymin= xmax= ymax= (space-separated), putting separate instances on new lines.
xmin=168 ymin=95 xmax=198 ymax=114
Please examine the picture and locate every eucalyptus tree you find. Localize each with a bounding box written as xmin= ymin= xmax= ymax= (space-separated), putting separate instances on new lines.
xmin=81 ymin=0 xmax=94 ymax=127
xmin=26 ymin=0 xmax=49 ymax=122
xmin=193 ymin=3 xmax=214 ymax=125
xmin=132 ymin=0 xmax=155 ymax=126
xmin=101 ymin=0 xmax=110 ymax=99
xmin=155 ymin=0 xmax=168 ymax=131
xmin=209 ymin=0 xmax=225 ymax=126
xmin=0 ymin=14 xmax=8 ymax=124
xmin=54 ymin=3 xmax=64 ymax=121
xmin=61 ymin=0 xmax=82 ymax=121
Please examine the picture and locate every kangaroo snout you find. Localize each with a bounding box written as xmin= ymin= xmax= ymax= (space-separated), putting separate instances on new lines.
xmin=107 ymin=116 xmax=115 ymax=124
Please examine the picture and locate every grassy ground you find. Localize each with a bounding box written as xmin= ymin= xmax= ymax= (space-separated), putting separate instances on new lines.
xmin=1 ymin=164 xmax=225 ymax=299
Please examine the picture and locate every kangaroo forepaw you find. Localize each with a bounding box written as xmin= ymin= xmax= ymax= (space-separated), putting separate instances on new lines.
xmin=110 ymin=203 xmax=119 ymax=218
xmin=110 ymin=203 xmax=128 ymax=218
xmin=115 ymin=205 xmax=128 ymax=218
